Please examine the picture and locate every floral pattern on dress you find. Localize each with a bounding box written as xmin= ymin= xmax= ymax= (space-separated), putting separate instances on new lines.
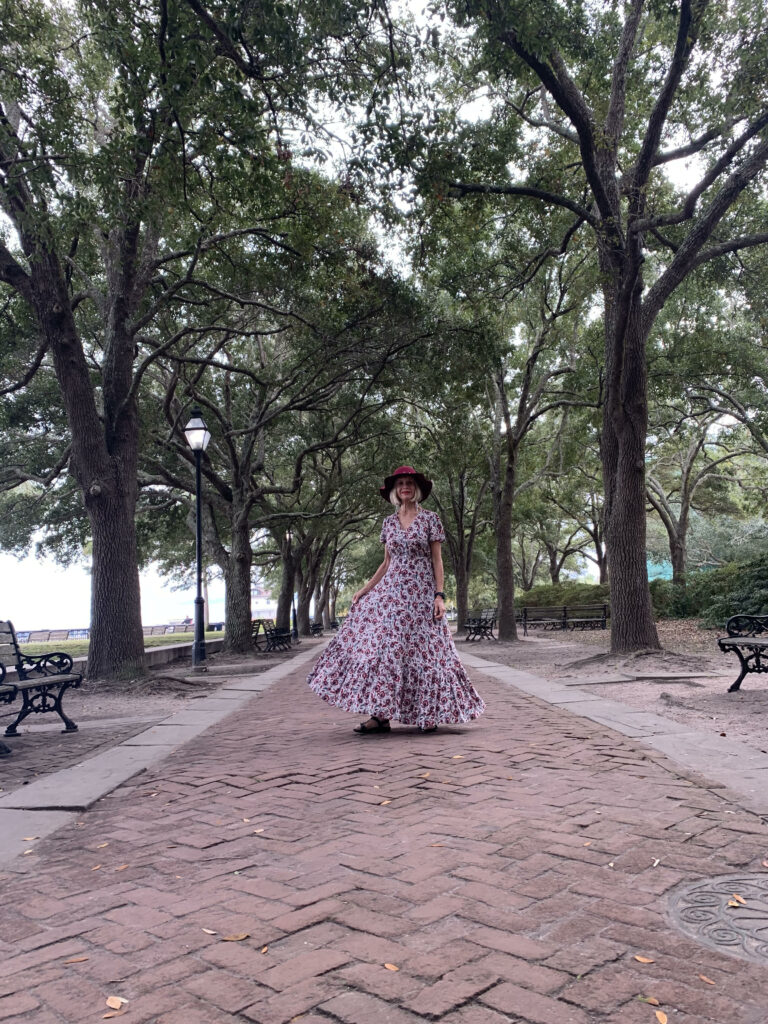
xmin=307 ymin=507 xmax=485 ymax=728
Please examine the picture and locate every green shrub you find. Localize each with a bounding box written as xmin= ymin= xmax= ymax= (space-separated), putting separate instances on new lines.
xmin=517 ymin=581 xmax=610 ymax=607
xmin=650 ymin=555 xmax=768 ymax=628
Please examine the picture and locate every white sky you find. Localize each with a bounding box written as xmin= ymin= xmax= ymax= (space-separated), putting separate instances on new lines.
xmin=0 ymin=553 xmax=265 ymax=631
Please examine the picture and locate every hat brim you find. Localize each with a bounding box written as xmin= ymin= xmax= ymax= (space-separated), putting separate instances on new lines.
xmin=379 ymin=470 xmax=433 ymax=502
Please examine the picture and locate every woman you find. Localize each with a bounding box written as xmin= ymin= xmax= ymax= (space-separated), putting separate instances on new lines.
xmin=307 ymin=466 xmax=485 ymax=733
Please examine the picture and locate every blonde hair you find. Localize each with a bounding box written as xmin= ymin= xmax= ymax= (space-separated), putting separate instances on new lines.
xmin=389 ymin=482 xmax=423 ymax=506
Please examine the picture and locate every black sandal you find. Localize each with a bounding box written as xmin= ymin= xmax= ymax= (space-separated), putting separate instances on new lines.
xmin=354 ymin=716 xmax=391 ymax=734
xmin=419 ymin=725 xmax=438 ymax=733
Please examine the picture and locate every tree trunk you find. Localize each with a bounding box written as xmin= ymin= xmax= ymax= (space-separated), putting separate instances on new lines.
xmin=86 ymin=487 xmax=145 ymax=679
xmin=669 ymin=531 xmax=687 ymax=587
xmin=594 ymin=540 xmax=608 ymax=584
xmin=602 ymin=282 xmax=660 ymax=652
xmin=454 ymin=560 xmax=469 ymax=630
xmin=223 ymin=509 xmax=253 ymax=653
xmin=31 ymin=257 xmax=146 ymax=680
xmin=495 ymin=458 xmax=518 ymax=641
xmin=276 ymin=545 xmax=295 ymax=631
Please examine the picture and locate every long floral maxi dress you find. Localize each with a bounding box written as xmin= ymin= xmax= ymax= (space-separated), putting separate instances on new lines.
xmin=307 ymin=507 xmax=486 ymax=728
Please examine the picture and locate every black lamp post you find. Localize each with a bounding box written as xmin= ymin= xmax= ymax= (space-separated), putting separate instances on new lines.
xmin=184 ymin=409 xmax=211 ymax=666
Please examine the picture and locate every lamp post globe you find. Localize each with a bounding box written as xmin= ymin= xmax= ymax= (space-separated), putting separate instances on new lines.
xmin=184 ymin=409 xmax=211 ymax=666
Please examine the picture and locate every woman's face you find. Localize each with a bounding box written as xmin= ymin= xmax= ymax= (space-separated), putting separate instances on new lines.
xmin=395 ymin=476 xmax=416 ymax=502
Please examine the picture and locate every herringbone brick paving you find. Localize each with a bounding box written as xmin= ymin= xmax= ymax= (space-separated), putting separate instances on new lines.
xmin=2 ymin=661 xmax=768 ymax=1023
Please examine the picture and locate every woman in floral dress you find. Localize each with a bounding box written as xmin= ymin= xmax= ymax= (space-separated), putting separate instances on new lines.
xmin=307 ymin=466 xmax=486 ymax=734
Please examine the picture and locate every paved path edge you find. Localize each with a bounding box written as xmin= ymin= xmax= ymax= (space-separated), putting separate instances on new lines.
xmin=0 ymin=644 xmax=322 ymax=867
xmin=459 ymin=648 xmax=768 ymax=819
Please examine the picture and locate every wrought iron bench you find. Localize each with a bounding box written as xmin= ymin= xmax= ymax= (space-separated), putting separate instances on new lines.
xmin=0 ymin=620 xmax=82 ymax=737
xmin=464 ymin=609 xmax=497 ymax=641
xmin=717 ymin=614 xmax=768 ymax=692
xmin=265 ymin=626 xmax=293 ymax=652
xmin=519 ymin=604 xmax=609 ymax=636
xmin=252 ymin=620 xmax=292 ymax=652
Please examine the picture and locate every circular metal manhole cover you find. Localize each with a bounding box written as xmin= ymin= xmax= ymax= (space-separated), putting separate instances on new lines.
xmin=669 ymin=874 xmax=768 ymax=963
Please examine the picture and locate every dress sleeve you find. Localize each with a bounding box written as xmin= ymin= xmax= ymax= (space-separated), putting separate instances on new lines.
xmin=428 ymin=511 xmax=446 ymax=543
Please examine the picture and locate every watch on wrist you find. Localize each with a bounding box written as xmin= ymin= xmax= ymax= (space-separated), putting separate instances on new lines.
xmin=434 ymin=591 xmax=445 ymax=599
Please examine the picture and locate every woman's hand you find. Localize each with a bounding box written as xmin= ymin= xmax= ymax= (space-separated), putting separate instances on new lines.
xmin=433 ymin=595 xmax=446 ymax=621
xmin=351 ymin=588 xmax=366 ymax=605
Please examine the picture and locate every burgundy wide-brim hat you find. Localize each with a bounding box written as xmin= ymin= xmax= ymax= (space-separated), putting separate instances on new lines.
xmin=379 ymin=465 xmax=433 ymax=502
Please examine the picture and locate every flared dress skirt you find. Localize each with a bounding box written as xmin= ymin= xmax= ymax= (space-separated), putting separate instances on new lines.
xmin=307 ymin=508 xmax=485 ymax=728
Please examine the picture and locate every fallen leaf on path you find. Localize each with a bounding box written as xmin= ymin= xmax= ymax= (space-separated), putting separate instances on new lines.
xmin=420 ymin=772 xmax=430 ymax=778
xmin=91 ymin=865 xmax=101 ymax=871
xmin=727 ymin=900 xmax=741 ymax=908
xmin=22 ymin=836 xmax=38 ymax=841
xmin=96 ymin=842 xmax=109 ymax=849
xmin=253 ymin=829 xmax=265 ymax=834
xmin=22 ymin=850 xmax=33 ymax=856
xmin=583 ymin=841 xmax=592 ymax=847
xmin=634 ymin=955 xmax=654 ymax=963
xmin=732 ymin=893 xmax=746 ymax=904
xmin=384 ymin=963 xmax=399 ymax=971
xmin=115 ymin=865 xmax=128 ymax=871
xmin=430 ymin=843 xmax=444 ymax=847
xmin=261 ymin=946 xmax=269 ymax=954
xmin=380 ymin=800 xmax=391 ymax=805
xmin=655 ymin=1012 xmax=668 ymax=1024
xmin=698 ymin=974 xmax=716 ymax=985
xmin=762 ymin=860 xmax=768 ymax=869
xmin=102 ymin=1012 xmax=127 ymax=1019
xmin=222 ymin=933 xmax=249 ymax=942
xmin=652 ymin=858 xmax=660 ymax=867
xmin=638 ymin=995 xmax=660 ymax=1005
xmin=451 ymin=755 xmax=464 ymax=759
xmin=105 ymin=996 xmax=128 ymax=1010
xmin=201 ymin=928 xmax=217 ymax=935
xmin=64 ymin=957 xmax=89 ymax=965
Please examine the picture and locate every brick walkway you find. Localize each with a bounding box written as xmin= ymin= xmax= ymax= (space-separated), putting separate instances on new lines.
xmin=2 ymin=658 xmax=768 ymax=1023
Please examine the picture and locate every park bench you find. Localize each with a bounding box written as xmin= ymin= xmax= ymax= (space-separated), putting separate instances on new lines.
xmin=252 ymin=619 xmax=293 ymax=653
xmin=519 ymin=604 xmax=609 ymax=636
xmin=717 ymin=614 xmax=768 ymax=692
xmin=310 ymin=622 xmax=324 ymax=636
xmin=464 ymin=609 xmax=497 ymax=641
xmin=0 ymin=620 xmax=82 ymax=737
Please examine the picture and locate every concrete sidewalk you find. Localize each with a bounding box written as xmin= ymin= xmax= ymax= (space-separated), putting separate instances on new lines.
xmin=2 ymin=646 xmax=768 ymax=1023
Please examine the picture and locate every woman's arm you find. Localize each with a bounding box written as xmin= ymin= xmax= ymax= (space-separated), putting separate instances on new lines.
xmin=430 ymin=540 xmax=446 ymax=620
xmin=351 ymin=547 xmax=391 ymax=604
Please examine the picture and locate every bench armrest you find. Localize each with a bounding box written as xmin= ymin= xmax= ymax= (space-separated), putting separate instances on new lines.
xmin=724 ymin=614 xmax=768 ymax=637
xmin=18 ymin=651 xmax=75 ymax=678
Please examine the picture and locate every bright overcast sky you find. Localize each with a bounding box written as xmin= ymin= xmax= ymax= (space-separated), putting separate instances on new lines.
xmin=0 ymin=553 xmax=236 ymax=631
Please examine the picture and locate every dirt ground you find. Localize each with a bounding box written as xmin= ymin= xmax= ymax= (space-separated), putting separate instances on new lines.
xmin=2 ymin=622 xmax=767 ymax=794
xmin=469 ymin=618 xmax=768 ymax=754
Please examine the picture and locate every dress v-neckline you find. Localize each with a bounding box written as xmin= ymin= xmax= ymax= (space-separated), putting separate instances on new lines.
xmin=397 ymin=508 xmax=420 ymax=533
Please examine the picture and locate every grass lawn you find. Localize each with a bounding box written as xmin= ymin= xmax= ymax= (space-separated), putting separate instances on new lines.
xmin=20 ymin=631 xmax=224 ymax=659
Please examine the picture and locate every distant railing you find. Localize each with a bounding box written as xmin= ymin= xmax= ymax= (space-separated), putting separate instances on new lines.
xmin=15 ymin=623 xmax=225 ymax=643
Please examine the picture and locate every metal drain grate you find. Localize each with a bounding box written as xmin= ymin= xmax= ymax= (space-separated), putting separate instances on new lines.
xmin=669 ymin=874 xmax=768 ymax=964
